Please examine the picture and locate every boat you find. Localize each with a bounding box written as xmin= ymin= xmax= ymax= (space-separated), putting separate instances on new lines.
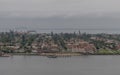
xmin=47 ymin=55 xmax=57 ymax=58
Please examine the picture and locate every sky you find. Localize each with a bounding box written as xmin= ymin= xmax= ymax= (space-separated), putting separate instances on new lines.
xmin=0 ymin=0 xmax=120 ymax=33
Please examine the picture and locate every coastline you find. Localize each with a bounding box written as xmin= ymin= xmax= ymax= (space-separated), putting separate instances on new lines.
xmin=11 ymin=53 xmax=82 ymax=56
xmin=10 ymin=52 xmax=120 ymax=56
xmin=40 ymin=53 xmax=81 ymax=56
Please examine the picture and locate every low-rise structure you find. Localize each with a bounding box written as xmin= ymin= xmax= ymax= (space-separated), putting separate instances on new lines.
xmin=67 ymin=41 xmax=96 ymax=53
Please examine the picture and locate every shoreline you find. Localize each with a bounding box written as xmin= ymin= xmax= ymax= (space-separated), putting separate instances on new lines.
xmin=10 ymin=53 xmax=120 ymax=56
xmin=11 ymin=53 xmax=82 ymax=56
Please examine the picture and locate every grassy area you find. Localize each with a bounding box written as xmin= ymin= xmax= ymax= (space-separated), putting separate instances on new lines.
xmin=97 ymin=49 xmax=120 ymax=55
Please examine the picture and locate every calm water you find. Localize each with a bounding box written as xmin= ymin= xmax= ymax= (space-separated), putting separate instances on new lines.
xmin=0 ymin=55 xmax=120 ymax=75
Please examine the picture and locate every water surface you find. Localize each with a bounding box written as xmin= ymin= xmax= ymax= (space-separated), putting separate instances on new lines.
xmin=0 ymin=55 xmax=120 ymax=75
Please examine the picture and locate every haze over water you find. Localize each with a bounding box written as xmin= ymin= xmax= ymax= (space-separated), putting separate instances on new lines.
xmin=1 ymin=27 xmax=120 ymax=34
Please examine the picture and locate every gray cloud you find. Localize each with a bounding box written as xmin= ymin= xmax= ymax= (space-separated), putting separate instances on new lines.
xmin=0 ymin=0 xmax=120 ymax=18
xmin=0 ymin=0 xmax=120 ymax=33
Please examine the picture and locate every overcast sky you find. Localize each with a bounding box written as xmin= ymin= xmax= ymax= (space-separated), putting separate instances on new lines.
xmin=0 ymin=0 xmax=120 ymax=32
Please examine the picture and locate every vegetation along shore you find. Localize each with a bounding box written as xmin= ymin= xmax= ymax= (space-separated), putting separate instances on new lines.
xmin=1 ymin=30 xmax=120 ymax=55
